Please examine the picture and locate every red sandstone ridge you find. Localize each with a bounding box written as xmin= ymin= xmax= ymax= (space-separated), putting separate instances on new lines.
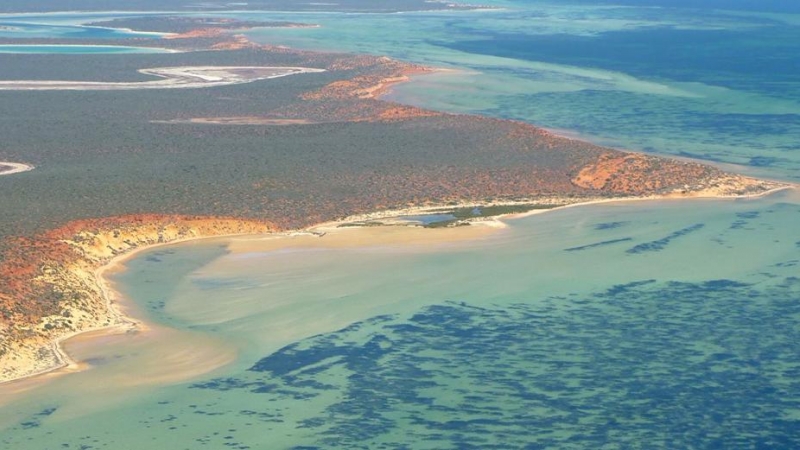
xmin=303 ymin=61 xmax=432 ymax=101
xmin=571 ymin=153 xmax=772 ymax=196
xmin=164 ymin=28 xmax=228 ymax=39
xmin=0 ymin=215 xmax=276 ymax=382
xmin=289 ymin=58 xmax=441 ymax=122
xmin=212 ymin=34 xmax=260 ymax=50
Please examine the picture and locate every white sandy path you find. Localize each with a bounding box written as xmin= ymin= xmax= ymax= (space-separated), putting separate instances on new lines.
xmin=0 ymin=66 xmax=325 ymax=91
xmin=0 ymin=162 xmax=34 ymax=175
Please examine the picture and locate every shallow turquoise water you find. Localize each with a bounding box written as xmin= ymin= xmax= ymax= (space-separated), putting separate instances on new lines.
xmin=1 ymin=2 xmax=800 ymax=448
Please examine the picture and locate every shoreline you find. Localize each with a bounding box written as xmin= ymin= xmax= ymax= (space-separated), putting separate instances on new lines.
xmin=2 ymin=183 xmax=794 ymax=388
xmin=0 ymin=229 xmax=276 ymax=389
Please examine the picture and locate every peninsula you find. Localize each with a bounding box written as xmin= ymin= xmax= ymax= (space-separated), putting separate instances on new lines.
xmin=0 ymin=15 xmax=788 ymax=384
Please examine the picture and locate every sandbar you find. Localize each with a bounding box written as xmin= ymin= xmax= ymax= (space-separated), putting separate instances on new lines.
xmin=0 ymin=161 xmax=33 ymax=175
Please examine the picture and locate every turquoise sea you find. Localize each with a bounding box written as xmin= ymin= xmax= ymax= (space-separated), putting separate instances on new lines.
xmin=2 ymin=1 xmax=800 ymax=448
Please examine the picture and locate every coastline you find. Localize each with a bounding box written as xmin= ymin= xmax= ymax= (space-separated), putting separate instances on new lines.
xmin=0 ymin=21 xmax=795 ymax=388
xmin=0 ymin=229 xmax=275 ymax=388
xmin=2 ymin=182 xmax=794 ymax=388
xmin=0 ymin=66 xmax=325 ymax=91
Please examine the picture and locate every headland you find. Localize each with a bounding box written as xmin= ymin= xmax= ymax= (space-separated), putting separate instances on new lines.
xmin=0 ymin=15 xmax=791 ymax=384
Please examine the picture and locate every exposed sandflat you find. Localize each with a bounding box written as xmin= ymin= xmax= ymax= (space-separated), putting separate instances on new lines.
xmin=0 ymin=66 xmax=325 ymax=91
xmin=0 ymin=162 xmax=33 ymax=175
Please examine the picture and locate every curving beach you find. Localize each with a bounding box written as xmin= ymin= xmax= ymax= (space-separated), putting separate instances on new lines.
xmin=1 ymin=182 xmax=793 ymax=391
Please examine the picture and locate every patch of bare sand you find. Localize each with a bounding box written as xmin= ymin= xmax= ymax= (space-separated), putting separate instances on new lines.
xmin=225 ymin=218 xmax=503 ymax=256
xmin=0 ymin=66 xmax=325 ymax=91
xmin=0 ymin=162 xmax=33 ymax=175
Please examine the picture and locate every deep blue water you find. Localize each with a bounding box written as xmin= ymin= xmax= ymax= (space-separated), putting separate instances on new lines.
xmin=445 ymin=26 xmax=800 ymax=98
xmin=567 ymin=0 xmax=800 ymax=14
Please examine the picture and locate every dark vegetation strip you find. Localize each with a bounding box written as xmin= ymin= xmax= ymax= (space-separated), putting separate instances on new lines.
xmin=626 ymin=224 xmax=705 ymax=254
xmin=565 ymin=237 xmax=633 ymax=252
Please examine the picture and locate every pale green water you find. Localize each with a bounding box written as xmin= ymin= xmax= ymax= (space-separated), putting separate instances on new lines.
xmin=1 ymin=1 xmax=800 ymax=448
